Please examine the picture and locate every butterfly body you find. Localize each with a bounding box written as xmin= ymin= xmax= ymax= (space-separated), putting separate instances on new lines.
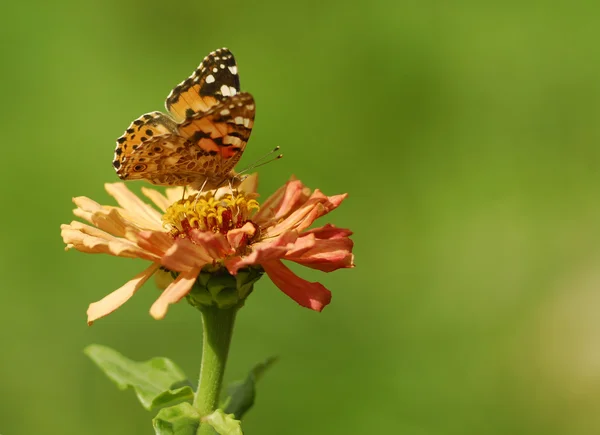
xmin=113 ymin=48 xmax=254 ymax=190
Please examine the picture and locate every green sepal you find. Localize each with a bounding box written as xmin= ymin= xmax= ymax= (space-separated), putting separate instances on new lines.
xmin=202 ymin=409 xmax=243 ymax=435
xmin=186 ymin=265 xmax=264 ymax=310
xmin=221 ymin=356 xmax=278 ymax=419
xmin=84 ymin=344 xmax=194 ymax=410
xmin=153 ymin=402 xmax=200 ymax=435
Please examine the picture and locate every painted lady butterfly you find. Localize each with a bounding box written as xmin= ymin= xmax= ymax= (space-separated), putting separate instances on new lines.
xmin=112 ymin=48 xmax=255 ymax=190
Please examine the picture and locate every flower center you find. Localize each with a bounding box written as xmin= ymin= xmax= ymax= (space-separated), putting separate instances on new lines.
xmin=162 ymin=190 xmax=260 ymax=240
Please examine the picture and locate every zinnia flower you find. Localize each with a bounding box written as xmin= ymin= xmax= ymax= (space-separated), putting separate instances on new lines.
xmin=61 ymin=175 xmax=354 ymax=324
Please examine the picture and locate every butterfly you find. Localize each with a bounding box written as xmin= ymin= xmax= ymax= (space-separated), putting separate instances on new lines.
xmin=112 ymin=48 xmax=255 ymax=191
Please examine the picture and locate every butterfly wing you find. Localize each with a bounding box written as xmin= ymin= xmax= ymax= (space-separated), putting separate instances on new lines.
xmin=178 ymin=92 xmax=255 ymax=177
xmin=114 ymin=133 xmax=219 ymax=187
xmin=165 ymin=48 xmax=241 ymax=122
xmin=113 ymin=111 xmax=178 ymax=171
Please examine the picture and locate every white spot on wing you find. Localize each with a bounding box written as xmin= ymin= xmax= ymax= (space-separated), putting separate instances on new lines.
xmin=234 ymin=116 xmax=243 ymax=124
xmin=205 ymin=75 xmax=215 ymax=84
xmin=220 ymin=109 xmax=230 ymax=116
xmin=221 ymin=85 xmax=231 ymax=96
xmin=228 ymin=65 xmax=238 ymax=75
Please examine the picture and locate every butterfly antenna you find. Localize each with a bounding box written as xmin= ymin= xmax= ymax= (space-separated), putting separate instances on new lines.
xmin=237 ymin=146 xmax=283 ymax=175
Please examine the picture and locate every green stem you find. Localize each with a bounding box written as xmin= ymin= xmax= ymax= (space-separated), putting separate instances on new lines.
xmin=195 ymin=304 xmax=238 ymax=433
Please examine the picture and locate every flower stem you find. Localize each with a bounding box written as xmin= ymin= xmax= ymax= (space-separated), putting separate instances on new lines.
xmin=195 ymin=304 xmax=238 ymax=433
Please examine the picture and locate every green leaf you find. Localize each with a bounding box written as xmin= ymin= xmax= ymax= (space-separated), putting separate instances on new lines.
xmin=202 ymin=409 xmax=243 ymax=435
xmin=153 ymin=402 xmax=200 ymax=435
xmin=84 ymin=344 xmax=194 ymax=410
xmin=222 ymin=356 xmax=277 ymax=419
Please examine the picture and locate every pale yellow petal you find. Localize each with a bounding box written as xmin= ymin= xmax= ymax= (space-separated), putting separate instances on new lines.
xmin=141 ymin=187 xmax=171 ymax=212
xmin=105 ymin=183 xmax=163 ymax=228
xmin=87 ymin=263 xmax=160 ymax=324
xmin=149 ymin=267 xmax=200 ymax=319
xmin=61 ymin=222 xmax=158 ymax=260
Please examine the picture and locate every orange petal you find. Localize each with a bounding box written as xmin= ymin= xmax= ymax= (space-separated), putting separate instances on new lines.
xmin=262 ymin=260 xmax=332 ymax=312
xmin=87 ymin=263 xmax=160 ymax=324
xmin=149 ymin=267 xmax=200 ymax=319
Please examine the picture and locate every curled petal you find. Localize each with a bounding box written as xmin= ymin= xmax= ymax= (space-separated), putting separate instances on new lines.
xmin=304 ymin=223 xmax=353 ymax=240
xmin=262 ymin=260 xmax=332 ymax=311
xmin=61 ymin=222 xmax=158 ymax=261
xmin=227 ymin=222 xmax=256 ymax=250
xmin=285 ymin=224 xmax=355 ymax=272
xmin=225 ymin=230 xmax=298 ymax=275
xmin=87 ymin=263 xmax=160 ymax=324
xmin=149 ymin=267 xmax=200 ymax=319
xmin=285 ymin=235 xmax=354 ymax=272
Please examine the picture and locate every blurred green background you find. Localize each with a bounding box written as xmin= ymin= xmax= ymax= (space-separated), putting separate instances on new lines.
xmin=3 ymin=0 xmax=600 ymax=434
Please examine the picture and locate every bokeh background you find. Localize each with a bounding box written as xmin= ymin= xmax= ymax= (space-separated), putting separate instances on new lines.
xmin=3 ymin=1 xmax=600 ymax=434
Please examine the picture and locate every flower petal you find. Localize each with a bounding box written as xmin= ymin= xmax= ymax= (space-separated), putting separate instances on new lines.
xmin=225 ymin=230 xmax=298 ymax=275
xmin=189 ymin=229 xmax=235 ymax=258
xmin=149 ymin=267 xmax=200 ymax=319
xmin=262 ymin=260 xmax=332 ymax=312
xmin=285 ymin=235 xmax=354 ymax=272
xmin=226 ymin=222 xmax=256 ymax=250
xmin=141 ymin=187 xmax=171 ymax=212
xmin=87 ymin=263 xmax=160 ymax=324
xmin=104 ymin=183 xmax=163 ymax=230
xmin=61 ymin=222 xmax=159 ymax=260
xmin=262 ymin=190 xmax=348 ymax=238
xmin=253 ymin=177 xmax=310 ymax=225
xmin=284 ymin=224 xmax=354 ymax=272
xmin=238 ymin=173 xmax=259 ymax=194
xmin=161 ymin=237 xmax=219 ymax=272
xmin=135 ymin=230 xmax=175 ymax=257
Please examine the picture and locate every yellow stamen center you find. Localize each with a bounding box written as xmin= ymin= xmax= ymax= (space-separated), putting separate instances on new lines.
xmin=162 ymin=190 xmax=260 ymax=241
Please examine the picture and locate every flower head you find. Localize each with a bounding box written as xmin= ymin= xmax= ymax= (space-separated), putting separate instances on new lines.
xmin=61 ymin=175 xmax=354 ymax=324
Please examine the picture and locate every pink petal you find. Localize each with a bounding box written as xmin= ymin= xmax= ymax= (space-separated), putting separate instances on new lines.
xmin=253 ymin=177 xmax=310 ymax=225
xmin=284 ymin=224 xmax=355 ymax=272
xmin=262 ymin=260 xmax=332 ymax=312
xmin=285 ymin=237 xmax=354 ymax=272
xmin=226 ymin=222 xmax=256 ymax=250
xmin=87 ymin=263 xmax=160 ymax=324
xmin=224 ymin=230 xmax=298 ymax=275
xmin=189 ymin=229 xmax=235 ymax=258
xmin=263 ymin=191 xmax=348 ymax=238
xmin=304 ymin=223 xmax=353 ymax=240
xmin=149 ymin=267 xmax=200 ymax=319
